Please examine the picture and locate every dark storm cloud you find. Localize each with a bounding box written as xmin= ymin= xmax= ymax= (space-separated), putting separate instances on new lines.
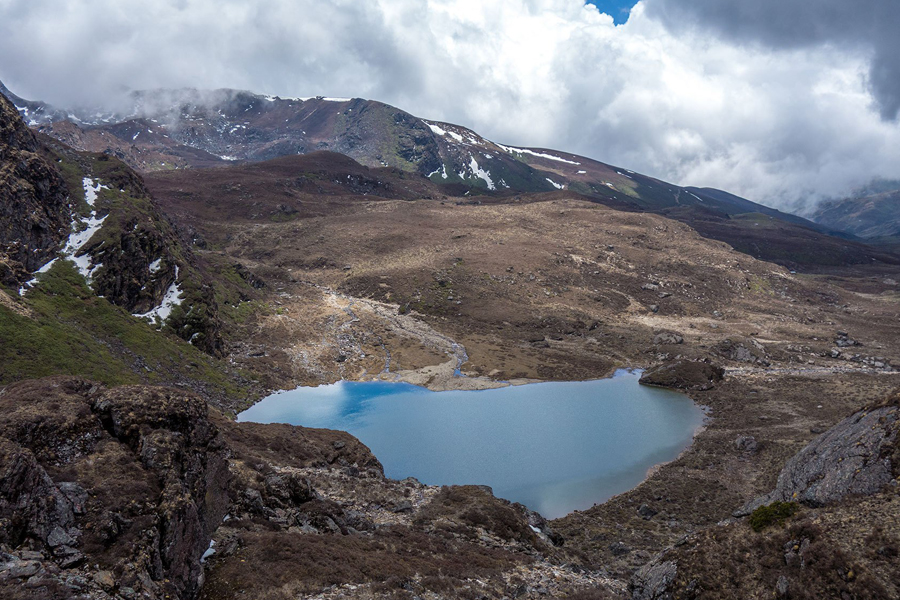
xmin=0 ymin=0 xmax=424 ymax=111
xmin=0 ymin=0 xmax=899 ymax=210
xmin=644 ymin=0 xmax=900 ymax=120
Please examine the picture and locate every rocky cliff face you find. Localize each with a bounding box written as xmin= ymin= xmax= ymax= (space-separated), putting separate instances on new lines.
xmin=0 ymin=91 xmax=69 ymax=277
xmin=1 ymin=88 xmax=225 ymax=355
xmin=739 ymin=394 xmax=899 ymax=514
xmin=0 ymin=377 xmax=231 ymax=600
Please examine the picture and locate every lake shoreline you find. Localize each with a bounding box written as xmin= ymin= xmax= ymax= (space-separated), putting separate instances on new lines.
xmin=237 ymin=371 xmax=703 ymax=519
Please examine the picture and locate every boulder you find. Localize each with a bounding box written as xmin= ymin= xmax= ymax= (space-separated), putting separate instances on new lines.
xmin=653 ymin=332 xmax=684 ymax=345
xmin=734 ymin=435 xmax=759 ymax=454
xmin=737 ymin=398 xmax=900 ymax=515
xmin=631 ymin=558 xmax=677 ymax=600
xmin=715 ymin=338 xmax=769 ymax=366
xmin=640 ymin=360 xmax=724 ymax=391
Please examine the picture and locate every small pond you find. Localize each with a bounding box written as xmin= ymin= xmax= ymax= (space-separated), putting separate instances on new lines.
xmin=237 ymin=370 xmax=704 ymax=518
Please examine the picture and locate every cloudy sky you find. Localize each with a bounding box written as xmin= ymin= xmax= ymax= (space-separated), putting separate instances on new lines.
xmin=1 ymin=0 xmax=898 ymax=213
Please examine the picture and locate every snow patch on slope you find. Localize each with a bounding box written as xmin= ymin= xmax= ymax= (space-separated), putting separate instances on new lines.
xmin=426 ymin=122 xmax=464 ymax=143
xmin=469 ymin=156 xmax=495 ymax=190
xmin=427 ymin=164 xmax=449 ymax=179
xmin=19 ymin=178 xmax=109 ymax=294
xmin=496 ymin=143 xmax=581 ymax=165
xmin=546 ymin=178 xmax=564 ymax=190
xmin=133 ymin=265 xmax=184 ymax=322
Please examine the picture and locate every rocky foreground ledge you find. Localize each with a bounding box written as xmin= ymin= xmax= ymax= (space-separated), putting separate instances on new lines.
xmin=631 ymin=391 xmax=900 ymax=600
xmin=0 ymin=378 xmax=622 ymax=600
xmin=2 ymin=376 xmax=899 ymax=600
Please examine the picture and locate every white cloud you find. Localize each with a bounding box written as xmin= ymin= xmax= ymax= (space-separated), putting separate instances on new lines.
xmin=1 ymin=0 xmax=899 ymax=210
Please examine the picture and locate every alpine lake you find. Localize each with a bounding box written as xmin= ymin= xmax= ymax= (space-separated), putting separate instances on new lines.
xmin=237 ymin=369 xmax=705 ymax=518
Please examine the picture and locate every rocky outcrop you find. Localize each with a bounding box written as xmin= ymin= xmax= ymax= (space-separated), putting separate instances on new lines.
xmin=738 ymin=395 xmax=900 ymax=515
xmin=0 ymin=377 xmax=230 ymax=600
xmin=0 ymin=376 xmax=397 ymax=599
xmin=83 ymin=155 xmax=180 ymax=314
xmin=0 ymin=91 xmax=226 ymax=355
xmin=630 ymin=558 xmax=678 ymax=600
xmin=639 ymin=360 xmax=724 ymax=391
xmin=652 ymin=331 xmax=683 ymax=345
xmin=715 ymin=338 xmax=769 ymax=366
xmin=0 ymin=437 xmax=79 ymax=551
xmin=0 ymin=90 xmax=70 ymax=274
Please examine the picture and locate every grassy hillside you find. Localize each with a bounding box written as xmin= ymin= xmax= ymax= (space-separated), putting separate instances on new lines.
xmin=0 ymin=259 xmax=256 ymax=405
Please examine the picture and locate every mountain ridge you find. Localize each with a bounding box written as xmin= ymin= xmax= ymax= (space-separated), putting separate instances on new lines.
xmin=8 ymin=81 xmax=897 ymax=273
xmin=809 ymin=181 xmax=900 ymax=241
xmin=0 ymin=81 xmax=820 ymax=216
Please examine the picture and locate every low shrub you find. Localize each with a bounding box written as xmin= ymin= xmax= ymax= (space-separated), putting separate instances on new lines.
xmin=749 ymin=501 xmax=799 ymax=532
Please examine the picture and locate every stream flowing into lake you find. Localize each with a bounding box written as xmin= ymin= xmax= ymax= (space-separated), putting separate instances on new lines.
xmin=237 ymin=370 xmax=705 ymax=518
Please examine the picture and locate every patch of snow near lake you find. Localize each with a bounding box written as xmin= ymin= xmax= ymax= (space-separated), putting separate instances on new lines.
xmin=496 ymin=143 xmax=580 ymax=165
xmin=469 ymin=156 xmax=495 ymax=190
xmin=134 ymin=266 xmax=184 ymax=322
xmin=546 ymin=178 xmax=564 ymax=190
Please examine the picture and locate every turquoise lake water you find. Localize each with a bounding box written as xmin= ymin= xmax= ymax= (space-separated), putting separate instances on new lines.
xmin=237 ymin=370 xmax=704 ymax=518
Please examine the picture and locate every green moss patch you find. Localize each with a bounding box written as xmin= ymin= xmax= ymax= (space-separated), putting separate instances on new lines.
xmin=749 ymin=501 xmax=800 ymax=532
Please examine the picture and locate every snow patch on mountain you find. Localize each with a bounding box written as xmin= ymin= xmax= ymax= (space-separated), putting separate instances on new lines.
xmin=83 ymin=177 xmax=105 ymax=207
xmin=546 ymin=178 xmax=564 ymax=190
xmin=134 ymin=265 xmax=184 ymax=322
xmin=426 ymin=122 xmax=464 ymax=143
xmin=469 ymin=156 xmax=495 ymax=190
xmin=19 ymin=178 xmax=109 ymax=295
xmin=496 ymin=143 xmax=580 ymax=165
xmin=427 ymin=164 xmax=449 ymax=179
